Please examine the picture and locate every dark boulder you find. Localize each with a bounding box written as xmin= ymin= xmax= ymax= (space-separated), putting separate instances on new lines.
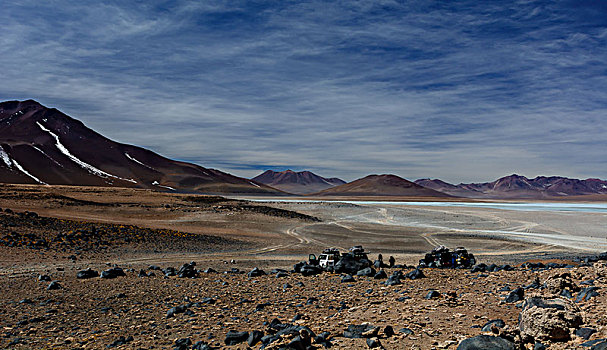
xmin=505 ymin=287 xmax=524 ymax=303
xmin=247 ymin=267 xmax=266 ymax=278
xmin=456 ymin=335 xmax=516 ymax=350
xmin=405 ymin=268 xmax=425 ymax=280
xmin=300 ymin=264 xmax=323 ymax=277
xmin=341 ymin=274 xmax=356 ymax=283
xmin=366 ymin=338 xmax=382 ymax=348
xmin=247 ymin=330 xmax=264 ymax=346
xmin=76 ymin=268 xmax=99 ymax=279
xmin=335 ymin=254 xmax=371 ymax=274
xmin=482 ymin=319 xmax=505 ymax=332
xmin=344 ymin=324 xmax=378 ymax=339
xmin=178 ymin=263 xmax=199 ymax=278
xmin=224 ymin=330 xmax=248 ymax=346
xmin=373 ymin=270 xmax=387 ymax=279
xmin=166 ymin=305 xmax=187 ymax=318
xmin=47 ymin=281 xmax=61 ymax=290
xmin=357 ymin=267 xmax=376 ymax=277
xmin=101 ymin=267 xmax=126 ymax=279
xmin=276 ymin=271 xmax=289 ymax=278
xmin=576 ymin=327 xmax=597 ymax=340
xmin=174 ymin=338 xmax=192 ymax=350
xmin=425 ymin=290 xmax=440 ymax=299
xmin=38 ymin=275 xmax=51 ymax=282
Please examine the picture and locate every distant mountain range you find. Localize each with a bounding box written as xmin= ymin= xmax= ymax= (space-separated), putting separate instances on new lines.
xmin=313 ymin=174 xmax=451 ymax=197
xmin=415 ymin=174 xmax=607 ymax=199
xmin=2 ymin=100 xmax=606 ymax=199
xmin=0 ymin=100 xmax=281 ymax=194
xmin=252 ymin=170 xmax=345 ymax=194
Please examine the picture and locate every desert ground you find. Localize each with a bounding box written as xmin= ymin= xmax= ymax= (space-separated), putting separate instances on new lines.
xmin=1 ymin=184 xmax=606 ymax=349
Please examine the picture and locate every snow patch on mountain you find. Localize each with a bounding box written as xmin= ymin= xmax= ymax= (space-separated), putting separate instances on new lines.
xmin=37 ymin=122 xmax=136 ymax=183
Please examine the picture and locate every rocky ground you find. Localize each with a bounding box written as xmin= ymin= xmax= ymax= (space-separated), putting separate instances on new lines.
xmin=1 ymin=185 xmax=606 ymax=349
xmin=2 ymin=256 xmax=607 ymax=349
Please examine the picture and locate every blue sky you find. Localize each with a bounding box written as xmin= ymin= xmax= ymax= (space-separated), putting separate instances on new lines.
xmin=2 ymin=0 xmax=606 ymax=183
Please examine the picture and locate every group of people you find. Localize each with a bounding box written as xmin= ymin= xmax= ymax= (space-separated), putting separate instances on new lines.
xmin=377 ymin=253 xmax=396 ymax=267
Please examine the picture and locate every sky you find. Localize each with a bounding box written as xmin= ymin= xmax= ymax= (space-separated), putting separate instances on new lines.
xmin=1 ymin=0 xmax=607 ymax=183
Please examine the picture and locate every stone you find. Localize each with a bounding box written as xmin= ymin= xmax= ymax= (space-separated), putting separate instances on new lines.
xmin=166 ymin=305 xmax=187 ymax=318
xmin=384 ymin=325 xmax=394 ymax=337
xmin=100 ymin=267 xmax=126 ymax=279
xmin=38 ymin=274 xmax=51 ymax=282
xmin=519 ymin=297 xmax=583 ymax=342
xmin=341 ymin=274 xmax=355 ymax=283
xmin=76 ymin=268 xmax=99 ymax=279
xmin=366 ymin=337 xmax=382 ymax=348
xmin=405 ymin=268 xmax=425 ymax=280
xmin=300 ymin=264 xmax=323 ymax=277
xmin=481 ymin=319 xmax=505 ymax=332
xmin=545 ymin=272 xmax=579 ymax=294
xmin=224 ymin=330 xmax=248 ymax=345
xmin=247 ymin=330 xmax=264 ymax=346
xmin=425 ymin=290 xmax=440 ymax=299
xmin=456 ymin=335 xmax=516 ymax=350
xmin=357 ymin=267 xmax=376 ymax=277
xmin=47 ymin=281 xmax=61 ymax=290
xmin=276 ymin=271 xmax=289 ymax=278
xmin=178 ymin=263 xmax=199 ymax=278
xmin=373 ymin=270 xmax=387 ymax=279
xmin=505 ymin=287 xmax=524 ymax=303
xmin=335 ymin=254 xmax=371 ymax=274
xmin=344 ymin=325 xmax=378 ymax=338
xmin=174 ymin=338 xmax=192 ymax=350
xmin=576 ymin=287 xmax=600 ymax=303
xmin=247 ymin=267 xmax=266 ymax=278
xmin=576 ymin=327 xmax=597 ymax=340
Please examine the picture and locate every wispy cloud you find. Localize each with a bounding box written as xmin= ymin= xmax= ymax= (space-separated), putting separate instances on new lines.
xmin=1 ymin=0 xmax=606 ymax=182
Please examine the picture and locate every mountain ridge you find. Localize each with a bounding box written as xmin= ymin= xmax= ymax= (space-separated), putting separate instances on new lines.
xmin=313 ymin=174 xmax=452 ymax=197
xmin=0 ymin=100 xmax=283 ymax=195
xmin=252 ymin=169 xmax=345 ymax=195
xmin=415 ymin=174 xmax=607 ymax=198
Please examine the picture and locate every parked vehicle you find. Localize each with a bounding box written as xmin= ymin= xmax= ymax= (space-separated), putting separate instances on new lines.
xmin=419 ymin=245 xmax=476 ymax=268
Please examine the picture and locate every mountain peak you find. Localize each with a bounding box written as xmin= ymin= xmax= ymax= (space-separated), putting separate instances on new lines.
xmin=252 ymin=169 xmax=345 ymax=195
xmin=0 ymin=100 xmax=283 ymax=195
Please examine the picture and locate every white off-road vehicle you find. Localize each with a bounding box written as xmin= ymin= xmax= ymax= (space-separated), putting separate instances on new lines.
xmin=309 ymin=248 xmax=341 ymax=269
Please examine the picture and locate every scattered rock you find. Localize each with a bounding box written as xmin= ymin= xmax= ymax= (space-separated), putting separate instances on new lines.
xmin=357 ymin=267 xmax=376 ymax=277
xmin=456 ymin=335 xmax=516 ymax=350
xmin=366 ymin=337 xmax=382 ymax=348
xmin=505 ymin=287 xmax=524 ymax=303
xmin=481 ymin=319 xmax=505 ymax=333
xmin=47 ymin=281 xmax=61 ymax=290
xmin=405 ymin=268 xmax=425 ymax=280
xmin=576 ymin=327 xmax=597 ymax=340
xmin=38 ymin=274 xmax=51 ymax=282
xmin=344 ymin=324 xmax=378 ymax=338
xmin=425 ymin=290 xmax=440 ymax=299
xmin=100 ymin=267 xmax=126 ymax=279
xmin=76 ymin=268 xmax=99 ymax=279
xmin=247 ymin=267 xmax=266 ymax=278
xmin=341 ymin=274 xmax=355 ymax=283
xmin=107 ymin=335 xmax=133 ymax=348
xmin=576 ymin=286 xmax=600 ymax=303
xmin=224 ymin=330 xmax=249 ymax=345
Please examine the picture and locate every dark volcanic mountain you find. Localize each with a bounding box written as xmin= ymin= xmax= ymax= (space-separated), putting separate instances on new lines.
xmin=0 ymin=100 xmax=282 ymax=194
xmin=313 ymin=174 xmax=452 ymax=197
xmin=415 ymin=174 xmax=607 ymax=199
xmin=252 ymin=170 xmax=346 ymax=195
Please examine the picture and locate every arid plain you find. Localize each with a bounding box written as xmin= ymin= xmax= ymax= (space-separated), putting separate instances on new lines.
xmin=1 ymin=184 xmax=607 ymax=349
